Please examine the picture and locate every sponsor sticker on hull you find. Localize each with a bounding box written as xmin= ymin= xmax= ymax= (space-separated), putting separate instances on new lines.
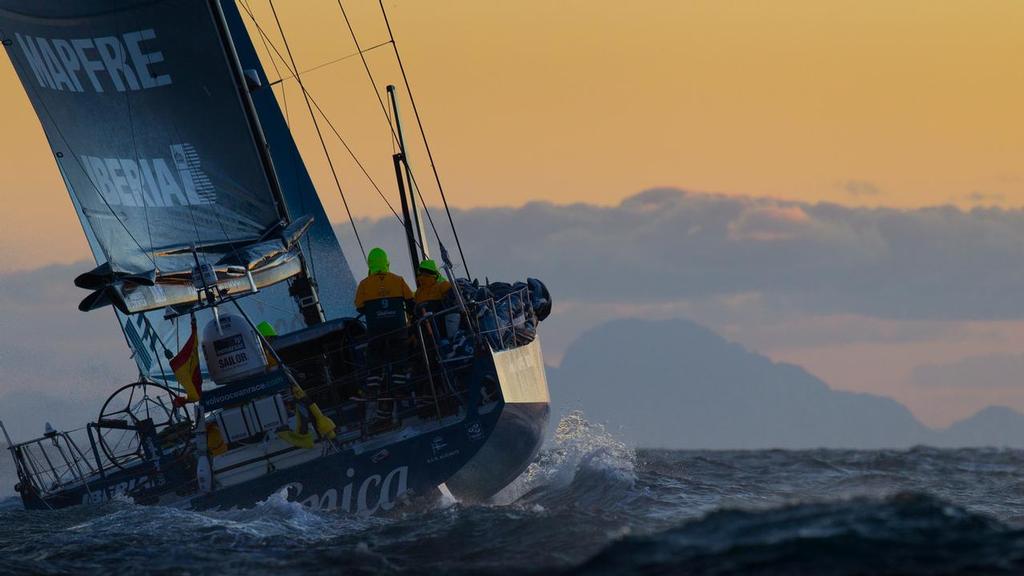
xmin=281 ymin=466 xmax=409 ymax=514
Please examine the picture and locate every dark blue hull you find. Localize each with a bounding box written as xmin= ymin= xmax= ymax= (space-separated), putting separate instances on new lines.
xmin=447 ymin=340 xmax=551 ymax=502
xmin=445 ymin=402 xmax=550 ymax=502
xmin=19 ymin=340 xmax=551 ymax=513
xmin=189 ymin=409 xmax=504 ymax=513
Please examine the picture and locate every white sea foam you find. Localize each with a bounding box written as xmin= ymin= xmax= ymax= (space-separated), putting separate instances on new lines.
xmin=491 ymin=410 xmax=636 ymax=506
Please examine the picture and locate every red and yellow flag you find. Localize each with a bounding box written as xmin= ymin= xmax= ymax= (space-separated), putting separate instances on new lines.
xmin=170 ymin=317 xmax=202 ymax=402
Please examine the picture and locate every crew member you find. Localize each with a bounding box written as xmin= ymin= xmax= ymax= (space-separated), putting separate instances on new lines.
xmin=415 ymin=259 xmax=459 ymax=340
xmin=354 ymin=247 xmax=414 ymax=429
xmin=414 ymin=260 xmax=451 ymax=313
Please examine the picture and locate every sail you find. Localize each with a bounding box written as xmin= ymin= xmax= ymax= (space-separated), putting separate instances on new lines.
xmin=220 ymin=0 xmax=358 ymax=319
xmin=0 ymin=0 xmax=334 ymax=379
xmin=0 ymin=0 xmax=306 ymax=314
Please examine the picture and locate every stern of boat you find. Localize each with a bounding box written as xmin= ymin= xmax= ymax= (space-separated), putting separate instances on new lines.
xmin=445 ymin=338 xmax=550 ymax=502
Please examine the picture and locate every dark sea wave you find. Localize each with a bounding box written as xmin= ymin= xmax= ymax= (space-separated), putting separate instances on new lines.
xmin=2 ymin=413 xmax=1024 ymax=575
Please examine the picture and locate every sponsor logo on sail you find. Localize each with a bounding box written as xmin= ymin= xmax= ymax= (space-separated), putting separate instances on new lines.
xmin=15 ymin=29 xmax=172 ymax=93
xmin=80 ymin=143 xmax=216 ymax=208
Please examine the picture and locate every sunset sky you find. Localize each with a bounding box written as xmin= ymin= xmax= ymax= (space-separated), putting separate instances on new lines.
xmin=2 ymin=0 xmax=1022 ymax=268
xmin=1 ymin=1 xmax=1023 ymax=430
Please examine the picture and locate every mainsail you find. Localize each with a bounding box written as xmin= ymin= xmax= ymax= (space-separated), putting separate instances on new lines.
xmin=0 ymin=0 xmax=357 ymax=379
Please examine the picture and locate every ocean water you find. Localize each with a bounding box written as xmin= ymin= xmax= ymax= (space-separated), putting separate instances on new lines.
xmin=3 ymin=413 xmax=1024 ymax=575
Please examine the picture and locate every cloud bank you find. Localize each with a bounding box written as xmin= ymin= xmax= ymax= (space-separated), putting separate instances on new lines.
xmin=346 ymin=188 xmax=1024 ymax=320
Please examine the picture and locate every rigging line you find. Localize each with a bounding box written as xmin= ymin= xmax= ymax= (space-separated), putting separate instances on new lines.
xmin=268 ymin=40 xmax=392 ymax=87
xmin=378 ymin=0 xmax=471 ymax=277
xmin=336 ymin=0 xmax=394 ymax=144
xmin=336 ymin=0 xmax=443 ymax=261
xmin=243 ymin=0 xmax=318 ymax=284
xmin=267 ymin=0 xmax=366 ymax=260
xmin=409 ymin=161 xmax=446 ymax=254
xmin=241 ymin=3 xmax=430 ymax=264
xmin=335 ymin=0 xmax=426 ymax=223
xmin=312 ymin=93 xmax=405 ymax=224
xmin=245 ymin=0 xmax=290 ymax=127
xmin=238 ymin=2 xmax=407 ymax=229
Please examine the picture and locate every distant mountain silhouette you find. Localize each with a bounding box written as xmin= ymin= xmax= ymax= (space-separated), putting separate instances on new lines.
xmin=550 ymin=318 xmax=1024 ymax=448
xmin=932 ymin=406 xmax=1024 ymax=447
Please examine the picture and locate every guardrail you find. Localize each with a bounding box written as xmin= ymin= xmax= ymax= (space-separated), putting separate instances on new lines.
xmin=1 ymin=422 xmax=98 ymax=498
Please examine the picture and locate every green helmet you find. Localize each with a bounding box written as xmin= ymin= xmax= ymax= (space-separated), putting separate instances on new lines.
xmin=418 ymin=259 xmax=439 ymax=275
xmin=367 ymin=247 xmax=389 ymax=275
xmin=256 ymin=321 xmax=278 ymax=338
xmin=418 ymin=259 xmax=447 ymax=281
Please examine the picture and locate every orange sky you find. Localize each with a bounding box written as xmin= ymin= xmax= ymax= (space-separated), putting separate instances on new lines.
xmin=1 ymin=0 xmax=1022 ymax=270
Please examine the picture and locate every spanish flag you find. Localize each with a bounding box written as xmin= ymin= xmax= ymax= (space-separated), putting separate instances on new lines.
xmin=170 ymin=316 xmax=202 ymax=402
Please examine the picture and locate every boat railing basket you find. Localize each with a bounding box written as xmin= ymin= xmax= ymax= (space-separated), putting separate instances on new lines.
xmin=2 ymin=424 xmax=98 ymax=496
xmin=472 ymin=286 xmax=538 ymax=352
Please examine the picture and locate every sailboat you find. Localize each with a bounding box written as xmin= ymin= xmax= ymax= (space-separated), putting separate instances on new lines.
xmin=0 ymin=0 xmax=551 ymax=512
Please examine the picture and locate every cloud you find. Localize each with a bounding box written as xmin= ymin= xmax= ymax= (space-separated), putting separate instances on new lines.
xmin=968 ymin=191 xmax=1005 ymax=204
xmin=841 ymin=179 xmax=883 ymax=197
xmin=912 ymin=353 xmax=1024 ymax=389
xmin=345 ymin=188 xmax=1024 ymax=320
xmin=0 ymin=264 xmax=134 ymax=405
xmin=727 ymin=204 xmax=812 ymax=242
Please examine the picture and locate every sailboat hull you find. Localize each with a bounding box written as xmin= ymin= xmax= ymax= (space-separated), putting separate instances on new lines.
xmin=187 ymin=410 xmax=500 ymax=513
xmin=446 ymin=339 xmax=551 ymax=502
xmin=15 ymin=342 xmax=548 ymax=513
xmin=190 ymin=339 xmax=551 ymax=510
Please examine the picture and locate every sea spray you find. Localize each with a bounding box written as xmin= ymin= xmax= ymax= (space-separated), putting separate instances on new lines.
xmin=491 ymin=411 xmax=636 ymax=507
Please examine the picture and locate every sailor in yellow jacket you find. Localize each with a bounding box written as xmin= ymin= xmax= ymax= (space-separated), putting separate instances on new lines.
xmin=414 ymin=259 xmax=457 ymax=341
xmin=414 ymin=260 xmax=451 ymax=310
xmin=355 ymin=248 xmax=414 ymax=428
